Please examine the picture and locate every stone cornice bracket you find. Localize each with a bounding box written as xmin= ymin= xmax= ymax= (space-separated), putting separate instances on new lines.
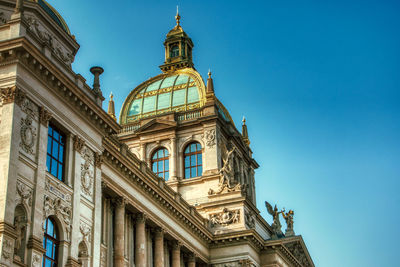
xmin=39 ymin=106 xmax=52 ymax=126
xmin=73 ymin=135 xmax=85 ymax=153
xmin=94 ymin=152 xmax=103 ymax=167
xmin=0 ymin=86 xmax=26 ymax=105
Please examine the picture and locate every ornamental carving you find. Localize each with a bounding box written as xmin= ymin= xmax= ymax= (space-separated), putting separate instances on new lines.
xmin=0 ymin=86 xmax=25 ymax=105
xmin=26 ymin=17 xmax=74 ymax=65
xmin=80 ymin=221 xmax=91 ymax=242
xmin=39 ymin=106 xmax=52 ymax=126
xmin=43 ymin=195 xmax=72 ymax=241
xmin=20 ymin=115 xmax=36 ymax=155
xmin=94 ymin=152 xmax=103 ymax=167
xmin=210 ymin=208 xmax=240 ymax=227
xmin=16 ymin=181 xmax=33 ymax=206
xmin=204 ymin=129 xmax=216 ymax=148
xmin=81 ymin=160 xmax=93 ymax=197
xmin=73 ymin=135 xmax=85 ymax=153
xmin=284 ymin=241 xmax=311 ymax=267
xmin=244 ymin=210 xmax=255 ymax=229
xmin=32 ymin=253 xmax=41 ymax=267
xmin=1 ymin=236 xmax=13 ymax=260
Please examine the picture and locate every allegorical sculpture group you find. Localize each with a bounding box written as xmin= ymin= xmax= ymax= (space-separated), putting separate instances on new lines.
xmin=265 ymin=201 xmax=295 ymax=238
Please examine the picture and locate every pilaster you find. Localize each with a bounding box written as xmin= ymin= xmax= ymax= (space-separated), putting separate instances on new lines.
xmin=135 ymin=213 xmax=146 ymax=267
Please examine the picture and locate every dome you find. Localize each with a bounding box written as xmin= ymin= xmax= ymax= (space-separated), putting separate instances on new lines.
xmin=32 ymin=0 xmax=70 ymax=34
xmin=120 ymin=69 xmax=207 ymax=124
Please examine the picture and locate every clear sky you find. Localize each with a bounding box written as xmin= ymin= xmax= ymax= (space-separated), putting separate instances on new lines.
xmin=49 ymin=0 xmax=399 ymax=266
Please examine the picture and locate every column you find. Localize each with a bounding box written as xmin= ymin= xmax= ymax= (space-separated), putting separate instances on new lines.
xmin=135 ymin=213 xmax=146 ymax=267
xmin=188 ymin=253 xmax=196 ymax=267
xmin=171 ymin=241 xmax=181 ymax=267
xmin=170 ymin=137 xmax=177 ymax=180
xmin=114 ymin=197 xmax=126 ymax=267
xmin=154 ymin=228 xmax=164 ymax=267
xmin=140 ymin=143 xmax=146 ymax=161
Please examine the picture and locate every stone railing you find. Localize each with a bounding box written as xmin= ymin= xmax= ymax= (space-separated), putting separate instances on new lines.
xmin=119 ymin=122 xmax=141 ymax=134
xmin=176 ymin=109 xmax=204 ymax=122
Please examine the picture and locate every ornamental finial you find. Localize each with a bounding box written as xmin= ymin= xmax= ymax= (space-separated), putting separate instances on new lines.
xmin=175 ymin=6 xmax=181 ymax=27
xmin=208 ymin=69 xmax=211 ymax=78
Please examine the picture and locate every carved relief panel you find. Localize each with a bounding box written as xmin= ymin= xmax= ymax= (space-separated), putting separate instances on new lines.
xmin=19 ymin=98 xmax=39 ymax=161
xmin=80 ymin=146 xmax=95 ymax=201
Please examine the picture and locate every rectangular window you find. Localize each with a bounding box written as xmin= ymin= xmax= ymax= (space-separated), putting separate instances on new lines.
xmin=46 ymin=124 xmax=66 ymax=182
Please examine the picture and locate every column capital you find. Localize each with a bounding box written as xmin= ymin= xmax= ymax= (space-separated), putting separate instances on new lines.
xmin=73 ymin=135 xmax=85 ymax=153
xmin=188 ymin=252 xmax=196 ymax=262
xmin=94 ymin=152 xmax=103 ymax=167
xmin=135 ymin=212 xmax=147 ymax=223
xmin=113 ymin=196 xmax=127 ymax=208
xmin=154 ymin=227 xmax=165 ymax=236
xmin=171 ymin=240 xmax=182 ymax=250
xmin=0 ymin=85 xmax=25 ymax=105
xmin=39 ymin=106 xmax=52 ymax=126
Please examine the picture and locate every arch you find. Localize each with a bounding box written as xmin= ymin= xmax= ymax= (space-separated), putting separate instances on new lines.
xmin=78 ymin=241 xmax=90 ymax=267
xmin=43 ymin=216 xmax=60 ymax=267
xmin=14 ymin=204 xmax=27 ymax=263
xmin=151 ymin=147 xmax=170 ymax=180
xmin=183 ymin=142 xmax=203 ymax=179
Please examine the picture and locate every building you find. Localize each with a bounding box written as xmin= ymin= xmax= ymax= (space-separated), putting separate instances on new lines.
xmin=0 ymin=0 xmax=314 ymax=266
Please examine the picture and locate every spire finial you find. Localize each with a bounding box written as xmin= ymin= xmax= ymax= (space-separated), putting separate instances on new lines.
xmin=107 ymin=92 xmax=116 ymax=121
xmin=110 ymin=92 xmax=113 ymax=100
xmin=242 ymin=116 xmax=250 ymax=146
xmin=242 ymin=116 xmax=246 ymax=125
xmin=208 ymin=69 xmax=211 ymax=78
xmin=175 ymin=6 xmax=181 ymax=27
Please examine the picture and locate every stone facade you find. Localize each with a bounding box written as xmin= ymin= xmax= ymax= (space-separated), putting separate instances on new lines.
xmin=0 ymin=1 xmax=313 ymax=266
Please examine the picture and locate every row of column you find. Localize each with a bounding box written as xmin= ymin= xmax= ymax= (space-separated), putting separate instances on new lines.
xmin=113 ymin=197 xmax=196 ymax=267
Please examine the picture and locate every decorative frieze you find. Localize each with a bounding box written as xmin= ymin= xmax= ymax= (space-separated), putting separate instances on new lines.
xmin=209 ymin=208 xmax=240 ymax=227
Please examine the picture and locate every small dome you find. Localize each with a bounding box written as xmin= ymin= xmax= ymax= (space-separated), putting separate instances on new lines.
xmin=120 ymin=69 xmax=207 ymax=124
xmin=32 ymin=0 xmax=70 ymax=34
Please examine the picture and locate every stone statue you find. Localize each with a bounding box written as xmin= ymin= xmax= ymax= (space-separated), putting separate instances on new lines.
xmin=14 ymin=215 xmax=26 ymax=262
xmin=282 ymin=209 xmax=295 ymax=237
xmin=265 ymin=201 xmax=284 ymax=238
xmin=219 ymin=146 xmax=236 ymax=188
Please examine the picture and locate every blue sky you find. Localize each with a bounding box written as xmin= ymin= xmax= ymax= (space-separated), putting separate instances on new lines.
xmin=50 ymin=0 xmax=400 ymax=266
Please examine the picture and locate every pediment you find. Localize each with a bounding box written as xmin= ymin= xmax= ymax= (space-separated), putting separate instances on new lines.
xmin=135 ymin=118 xmax=177 ymax=134
xmin=282 ymin=237 xmax=314 ymax=267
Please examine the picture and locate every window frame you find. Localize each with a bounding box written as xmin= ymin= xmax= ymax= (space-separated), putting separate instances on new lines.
xmin=183 ymin=142 xmax=203 ymax=179
xmin=151 ymin=147 xmax=170 ymax=180
xmin=46 ymin=123 xmax=66 ymax=182
xmin=43 ymin=217 xmax=59 ymax=267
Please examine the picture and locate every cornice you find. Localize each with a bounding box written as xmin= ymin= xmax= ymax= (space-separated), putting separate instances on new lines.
xmin=0 ymin=38 xmax=120 ymax=136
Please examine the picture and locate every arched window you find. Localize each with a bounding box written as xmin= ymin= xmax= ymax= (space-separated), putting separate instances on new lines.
xmin=184 ymin=142 xmax=202 ymax=178
xmin=43 ymin=217 xmax=59 ymax=267
xmin=151 ymin=148 xmax=169 ymax=180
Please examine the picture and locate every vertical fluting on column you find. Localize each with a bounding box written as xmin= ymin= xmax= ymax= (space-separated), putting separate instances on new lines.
xmin=171 ymin=241 xmax=181 ymax=267
xmin=154 ymin=228 xmax=164 ymax=267
xmin=114 ymin=197 xmax=126 ymax=267
xmin=188 ymin=252 xmax=196 ymax=267
xmin=135 ymin=213 xmax=147 ymax=267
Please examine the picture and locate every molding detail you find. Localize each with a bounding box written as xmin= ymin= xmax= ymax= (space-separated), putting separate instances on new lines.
xmin=39 ymin=106 xmax=52 ymax=126
xmin=94 ymin=152 xmax=103 ymax=167
xmin=244 ymin=210 xmax=255 ymax=229
xmin=73 ymin=135 xmax=85 ymax=153
xmin=79 ymin=221 xmax=91 ymax=242
xmin=81 ymin=160 xmax=93 ymax=197
xmin=210 ymin=208 xmax=240 ymax=227
xmin=204 ymin=129 xmax=216 ymax=148
xmin=20 ymin=115 xmax=36 ymax=155
xmin=16 ymin=181 xmax=33 ymax=207
xmin=43 ymin=195 xmax=72 ymax=241
xmin=0 ymin=86 xmax=25 ymax=105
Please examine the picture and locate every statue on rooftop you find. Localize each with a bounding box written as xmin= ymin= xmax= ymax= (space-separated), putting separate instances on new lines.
xmin=282 ymin=208 xmax=295 ymax=237
xmin=265 ymin=201 xmax=284 ymax=238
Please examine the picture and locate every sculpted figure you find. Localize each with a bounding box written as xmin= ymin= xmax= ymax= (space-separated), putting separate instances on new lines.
xmin=282 ymin=209 xmax=295 ymax=236
xmin=219 ymin=147 xmax=236 ymax=188
xmin=265 ymin=201 xmax=284 ymax=238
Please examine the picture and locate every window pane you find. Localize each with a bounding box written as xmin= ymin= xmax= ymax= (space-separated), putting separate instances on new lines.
xmin=47 ymin=136 xmax=52 ymax=154
xmin=47 ymin=219 xmax=54 ymax=236
xmin=190 ymin=143 xmax=196 ymax=152
xmin=53 ymin=130 xmax=59 ymax=141
xmin=46 ymin=155 xmax=51 ymax=172
xmin=59 ymin=134 xmax=65 ymax=145
xmin=152 ymin=162 xmax=157 ymax=172
xmin=45 ymin=239 xmax=53 ymax=257
xmin=197 ymin=154 xmax=202 ymax=165
xmin=198 ymin=166 xmax=203 ymax=176
xmin=51 ymin=159 xmax=58 ymax=177
xmin=185 ymin=169 xmax=190 ymax=178
xmin=152 ymin=153 xmax=157 ymax=160
xmin=165 ymin=159 xmax=169 ymax=171
xmin=165 ymin=171 xmax=169 ymax=180
xmin=52 ymin=142 xmax=59 ymax=159
xmin=184 ymin=145 xmax=190 ymax=154
xmin=52 ymin=244 xmax=57 ymax=258
xmin=59 ymin=146 xmax=64 ymax=163
xmin=158 ymin=150 xmax=163 ymax=158
xmin=158 ymin=161 xmax=163 ymax=172
xmin=196 ymin=143 xmax=201 ymax=151
xmin=164 ymin=149 xmax=169 ymax=156
xmin=191 ymin=155 xmax=196 ymax=166
xmin=184 ymin=156 xmax=190 ymax=167
xmin=191 ymin=168 xmax=196 ymax=178
xmin=58 ymin=164 xmax=63 ymax=180
xmin=44 ymin=259 xmax=51 ymax=267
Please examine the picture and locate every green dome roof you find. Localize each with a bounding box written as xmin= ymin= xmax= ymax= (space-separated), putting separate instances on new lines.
xmin=33 ymin=0 xmax=70 ymax=34
xmin=120 ymin=69 xmax=207 ymax=124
